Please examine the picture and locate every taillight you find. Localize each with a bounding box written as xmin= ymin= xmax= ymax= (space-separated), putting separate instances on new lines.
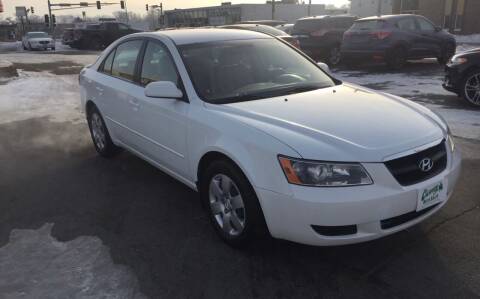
xmin=370 ymin=31 xmax=391 ymax=40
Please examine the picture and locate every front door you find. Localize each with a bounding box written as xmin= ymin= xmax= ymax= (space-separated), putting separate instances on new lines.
xmin=125 ymin=40 xmax=191 ymax=180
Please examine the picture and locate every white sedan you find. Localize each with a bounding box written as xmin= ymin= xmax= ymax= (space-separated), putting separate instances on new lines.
xmin=22 ymin=32 xmax=55 ymax=51
xmin=79 ymin=29 xmax=461 ymax=247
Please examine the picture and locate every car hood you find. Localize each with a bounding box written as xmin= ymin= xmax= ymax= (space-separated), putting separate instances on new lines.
xmin=208 ymin=83 xmax=445 ymax=162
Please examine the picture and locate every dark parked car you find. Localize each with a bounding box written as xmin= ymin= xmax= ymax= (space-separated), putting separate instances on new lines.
xmin=443 ymin=48 xmax=480 ymax=107
xmin=62 ymin=22 xmax=141 ymax=50
xmin=291 ymin=15 xmax=357 ymax=66
xmin=275 ymin=23 xmax=294 ymax=35
xmin=341 ymin=15 xmax=456 ymax=69
xmin=221 ymin=24 xmax=300 ymax=48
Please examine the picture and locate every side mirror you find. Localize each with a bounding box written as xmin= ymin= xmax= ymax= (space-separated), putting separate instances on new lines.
xmin=317 ymin=62 xmax=330 ymax=73
xmin=434 ymin=26 xmax=442 ymax=32
xmin=145 ymin=81 xmax=183 ymax=99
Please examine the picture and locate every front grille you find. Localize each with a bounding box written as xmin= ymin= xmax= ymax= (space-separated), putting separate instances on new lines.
xmin=380 ymin=203 xmax=439 ymax=230
xmin=311 ymin=225 xmax=357 ymax=236
xmin=39 ymin=41 xmax=49 ymax=44
xmin=385 ymin=141 xmax=447 ymax=186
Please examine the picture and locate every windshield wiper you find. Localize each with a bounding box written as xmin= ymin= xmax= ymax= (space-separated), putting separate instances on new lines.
xmin=214 ymin=83 xmax=328 ymax=104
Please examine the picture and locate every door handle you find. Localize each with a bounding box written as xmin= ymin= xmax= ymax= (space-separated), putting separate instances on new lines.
xmin=128 ymin=99 xmax=140 ymax=110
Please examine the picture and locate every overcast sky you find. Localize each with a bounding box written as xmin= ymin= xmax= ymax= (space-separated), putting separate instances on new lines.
xmin=2 ymin=0 xmax=349 ymax=18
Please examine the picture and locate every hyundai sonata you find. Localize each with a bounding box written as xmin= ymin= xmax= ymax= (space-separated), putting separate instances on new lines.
xmin=79 ymin=29 xmax=461 ymax=246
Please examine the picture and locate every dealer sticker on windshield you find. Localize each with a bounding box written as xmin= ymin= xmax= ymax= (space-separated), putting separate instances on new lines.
xmin=417 ymin=180 xmax=447 ymax=212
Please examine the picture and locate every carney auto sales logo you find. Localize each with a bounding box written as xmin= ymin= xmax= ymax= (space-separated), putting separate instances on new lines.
xmin=419 ymin=158 xmax=434 ymax=172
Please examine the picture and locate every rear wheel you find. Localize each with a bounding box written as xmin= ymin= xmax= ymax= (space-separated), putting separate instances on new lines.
xmin=460 ymin=69 xmax=480 ymax=107
xmin=200 ymin=159 xmax=267 ymax=247
xmin=387 ymin=47 xmax=407 ymax=70
xmin=87 ymin=105 xmax=122 ymax=157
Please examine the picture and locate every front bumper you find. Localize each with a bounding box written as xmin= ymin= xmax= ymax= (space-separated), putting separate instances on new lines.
xmin=256 ymin=148 xmax=461 ymax=246
xmin=442 ymin=64 xmax=463 ymax=94
xmin=30 ymin=43 xmax=55 ymax=50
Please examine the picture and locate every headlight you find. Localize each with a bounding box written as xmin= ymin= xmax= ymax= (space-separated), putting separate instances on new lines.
xmin=278 ymin=156 xmax=373 ymax=187
xmin=448 ymin=55 xmax=468 ymax=66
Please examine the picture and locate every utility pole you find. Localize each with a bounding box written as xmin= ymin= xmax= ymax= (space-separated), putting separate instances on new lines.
xmin=48 ymin=0 xmax=53 ymax=31
xmin=308 ymin=0 xmax=311 ymax=16
xmin=271 ymin=0 xmax=275 ymax=20
xmin=377 ymin=0 xmax=383 ymax=16
xmin=124 ymin=0 xmax=129 ymax=24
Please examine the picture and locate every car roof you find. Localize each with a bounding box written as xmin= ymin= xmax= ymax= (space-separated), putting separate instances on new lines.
xmin=357 ymin=14 xmax=416 ymax=21
xmin=298 ymin=15 xmax=356 ymax=21
xmin=149 ymin=28 xmax=273 ymax=45
xmin=27 ymin=32 xmax=48 ymax=34
xmin=220 ymin=24 xmax=287 ymax=36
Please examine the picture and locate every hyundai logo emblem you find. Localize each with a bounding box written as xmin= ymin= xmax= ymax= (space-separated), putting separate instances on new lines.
xmin=419 ymin=158 xmax=434 ymax=172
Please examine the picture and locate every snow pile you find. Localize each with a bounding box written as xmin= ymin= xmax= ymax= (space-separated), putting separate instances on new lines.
xmin=335 ymin=70 xmax=448 ymax=98
xmin=0 ymin=224 xmax=147 ymax=298
xmin=455 ymin=34 xmax=480 ymax=45
xmin=0 ymin=71 xmax=85 ymax=124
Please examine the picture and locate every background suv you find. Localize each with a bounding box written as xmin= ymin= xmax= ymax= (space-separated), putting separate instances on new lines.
xmin=341 ymin=15 xmax=456 ymax=69
xmin=291 ymin=15 xmax=357 ymax=66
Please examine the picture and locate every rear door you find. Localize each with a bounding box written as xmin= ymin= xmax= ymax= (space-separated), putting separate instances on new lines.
xmin=342 ymin=19 xmax=385 ymax=50
xmin=395 ymin=17 xmax=422 ymax=57
xmin=94 ymin=39 xmax=144 ymax=144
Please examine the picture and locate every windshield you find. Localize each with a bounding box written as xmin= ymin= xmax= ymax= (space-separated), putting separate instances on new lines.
xmin=179 ymin=39 xmax=335 ymax=104
xmin=28 ymin=32 xmax=49 ymax=38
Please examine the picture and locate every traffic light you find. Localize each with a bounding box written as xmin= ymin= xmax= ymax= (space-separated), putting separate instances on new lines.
xmin=52 ymin=14 xmax=56 ymax=26
xmin=44 ymin=14 xmax=49 ymax=25
xmin=120 ymin=1 xmax=125 ymax=9
xmin=96 ymin=1 xmax=101 ymax=9
xmin=146 ymin=4 xmax=149 ymax=11
xmin=30 ymin=6 xmax=34 ymax=14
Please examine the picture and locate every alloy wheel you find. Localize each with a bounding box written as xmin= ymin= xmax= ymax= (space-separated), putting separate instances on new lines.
xmin=90 ymin=112 xmax=106 ymax=150
xmin=329 ymin=46 xmax=341 ymax=66
xmin=209 ymin=174 xmax=246 ymax=237
xmin=464 ymin=73 xmax=480 ymax=106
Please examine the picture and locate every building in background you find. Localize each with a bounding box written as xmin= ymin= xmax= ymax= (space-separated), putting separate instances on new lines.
xmin=391 ymin=0 xmax=479 ymax=34
xmin=349 ymin=0 xmax=393 ymax=17
xmin=164 ymin=2 xmax=326 ymax=27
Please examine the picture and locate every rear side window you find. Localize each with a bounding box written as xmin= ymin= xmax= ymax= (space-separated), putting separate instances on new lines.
xmin=111 ymin=40 xmax=143 ymax=81
xmin=140 ymin=41 xmax=179 ymax=86
xmin=100 ymin=49 xmax=115 ymax=74
xmin=293 ymin=19 xmax=326 ymax=33
xmin=396 ymin=18 xmax=417 ymax=31
xmin=351 ymin=20 xmax=384 ymax=30
xmin=417 ymin=17 xmax=435 ymax=31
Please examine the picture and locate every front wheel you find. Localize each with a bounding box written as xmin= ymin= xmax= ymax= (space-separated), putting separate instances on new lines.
xmin=200 ymin=160 xmax=267 ymax=247
xmin=438 ymin=43 xmax=456 ymax=65
xmin=460 ymin=69 xmax=480 ymax=107
xmin=327 ymin=45 xmax=342 ymax=67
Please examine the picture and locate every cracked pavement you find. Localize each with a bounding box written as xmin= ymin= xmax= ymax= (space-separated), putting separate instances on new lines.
xmin=0 ymin=48 xmax=479 ymax=298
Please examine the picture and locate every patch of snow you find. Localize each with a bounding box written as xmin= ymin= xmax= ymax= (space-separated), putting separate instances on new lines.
xmin=428 ymin=105 xmax=480 ymax=141
xmin=455 ymin=34 xmax=480 ymax=45
xmin=0 ymin=71 xmax=85 ymax=124
xmin=0 ymin=224 xmax=147 ymax=298
xmin=334 ymin=70 xmax=449 ymax=98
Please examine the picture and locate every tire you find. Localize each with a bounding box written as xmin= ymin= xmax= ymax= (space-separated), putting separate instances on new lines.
xmin=460 ymin=69 xmax=480 ymax=107
xmin=327 ymin=44 xmax=342 ymax=67
xmin=199 ymin=159 xmax=268 ymax=247
xmin=438 ymin=43 xmax=456 ymax=65
xmin=23 ymin=45 xmax=27 ymax=50
xmin=386 ymin=46 xmax=407 ymax=70
xmin=87 ymin=105 xmax=122 ymax=157
xmin=52 ymin=47 xmax=56 ymax=51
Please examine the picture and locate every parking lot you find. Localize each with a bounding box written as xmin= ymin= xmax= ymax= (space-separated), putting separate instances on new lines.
xmin=1 ymin=42 xmax=479 ymax=298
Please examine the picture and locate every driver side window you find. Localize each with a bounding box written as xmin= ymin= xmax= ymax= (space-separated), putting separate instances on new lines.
xmin=417 ymin=18 xmax=435 ymax=31
xmin=140 ymin=41 xmax=179 ymax=87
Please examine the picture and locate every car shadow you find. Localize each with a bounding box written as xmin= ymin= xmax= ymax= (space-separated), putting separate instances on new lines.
xmin=0 ymin=117 xmax=477 ymax=298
